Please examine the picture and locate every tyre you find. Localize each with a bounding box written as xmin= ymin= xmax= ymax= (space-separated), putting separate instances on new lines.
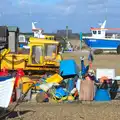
xmin=117 ymin=45 xmax=120 ymax=54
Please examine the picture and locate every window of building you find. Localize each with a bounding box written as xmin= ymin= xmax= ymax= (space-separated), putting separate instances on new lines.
xmin=19 ymin=35 xmax=25 ymax=42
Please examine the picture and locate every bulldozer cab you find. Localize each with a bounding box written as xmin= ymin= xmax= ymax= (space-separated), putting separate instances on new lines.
xmin=44 ymin=44 xmax=57 ymax=59
xmin=32 ymin=45 xmax=43 ymax=64
xmin=28 ymin=37 xmax=61 ymax=65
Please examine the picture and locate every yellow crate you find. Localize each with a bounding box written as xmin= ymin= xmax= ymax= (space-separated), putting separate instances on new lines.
xmin=18 ymin=77 xmax=39 ymax=94
xmin=46 ymin=74 xmax=63 ymax=83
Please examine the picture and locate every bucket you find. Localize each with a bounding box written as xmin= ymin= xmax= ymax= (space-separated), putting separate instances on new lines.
xmin=94 ymin=89 xmax=111 ymax=101
xmin=55 ymin=87 xmax=68 ymax=98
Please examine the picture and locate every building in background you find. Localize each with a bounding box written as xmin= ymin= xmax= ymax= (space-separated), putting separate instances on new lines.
xmin=57 ymin=25 xmax=72 ymax=36
xmin=0 ymin=26 xmax=9 ymax=50
xmin=57 ymin=29 xmax=72 ymax=36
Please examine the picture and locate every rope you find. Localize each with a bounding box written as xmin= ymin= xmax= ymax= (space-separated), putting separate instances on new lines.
xmin=3 ymin=57 xmax=27 ymax=65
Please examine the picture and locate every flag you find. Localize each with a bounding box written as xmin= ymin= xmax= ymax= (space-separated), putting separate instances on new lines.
xmin=88 ymin=51 xmax=94 ymax=62
xmin=88 ymin=50 xmax=94 ymax=69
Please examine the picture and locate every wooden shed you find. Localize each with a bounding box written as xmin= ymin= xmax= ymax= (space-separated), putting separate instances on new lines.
xmin=8 ymin=26 xmax=19 ymax=53
xmin=0 ymin=26 xmax=9 ymax=50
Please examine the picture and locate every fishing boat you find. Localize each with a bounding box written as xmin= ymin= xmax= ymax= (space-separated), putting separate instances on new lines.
xmin=82 ymin=20 xmax=120 ymax=54
xmin=19 ymin=22 xmax=55 ymax=49
xmin=0 ymin=76 xmax=15 ymax=108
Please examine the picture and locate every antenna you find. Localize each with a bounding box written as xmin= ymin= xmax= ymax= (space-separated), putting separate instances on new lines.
xmin=105 ymin=7 xmax=107 ymax=21
xmin=33 ymin=22 xmax=38 ymax=24
xmin=104 ymin=0 xmax=108 ymax=21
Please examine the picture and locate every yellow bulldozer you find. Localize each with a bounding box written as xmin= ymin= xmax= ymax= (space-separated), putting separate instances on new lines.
xmin=0 ymin=37 xmax=62 ymax=75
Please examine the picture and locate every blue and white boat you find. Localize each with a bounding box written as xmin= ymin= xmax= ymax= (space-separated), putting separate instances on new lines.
xmin=83 ymin=20 xmax=120 ymax=54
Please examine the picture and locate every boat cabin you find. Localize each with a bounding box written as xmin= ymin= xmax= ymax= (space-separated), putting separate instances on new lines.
xmin=32 ymin=22 xmax=55 ymax=40
xmin=91 ymin=29 xmax=106 ymax=38
xmin=90 ymin=20 xmax=107 ymax=39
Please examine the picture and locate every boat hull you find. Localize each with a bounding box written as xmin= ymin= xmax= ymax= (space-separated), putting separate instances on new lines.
xmin=83 ymin=38 xmax=120 ymax=50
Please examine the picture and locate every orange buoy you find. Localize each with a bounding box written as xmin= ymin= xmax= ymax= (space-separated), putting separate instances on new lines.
xmin=100 ymin=76 xmax=108 ymax=83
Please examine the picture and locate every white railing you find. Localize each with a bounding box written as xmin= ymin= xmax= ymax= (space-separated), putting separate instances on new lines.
xmin=83 ymin=35 xmax=120 ymax=39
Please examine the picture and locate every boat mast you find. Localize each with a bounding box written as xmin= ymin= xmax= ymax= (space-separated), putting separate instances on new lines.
xmin=104 ymin=0 xmax=108 ymax=23
xmin=105 ymin=7 xmax=107 ymax=21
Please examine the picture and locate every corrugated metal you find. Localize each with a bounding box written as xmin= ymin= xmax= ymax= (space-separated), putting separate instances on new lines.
xmin=0 ymin=26 xmax=9 ymax=50
xmin=0 ymin=26 xmax=8 ymax=37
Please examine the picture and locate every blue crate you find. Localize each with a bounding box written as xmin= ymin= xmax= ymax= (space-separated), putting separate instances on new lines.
xmin=60 ymin=59 xmax=79 ymax=77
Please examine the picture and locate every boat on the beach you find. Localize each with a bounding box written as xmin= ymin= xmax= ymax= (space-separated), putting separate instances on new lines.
xmin=83 ymin=20 xmax=120 ymax=54
xmin=19 ymin=22 xmax=55 ymax=49
xmin=0 ymin=76 xmax=15 ymax=108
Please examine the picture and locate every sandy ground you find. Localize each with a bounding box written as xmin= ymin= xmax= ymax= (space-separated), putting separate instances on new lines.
xmin=62 ymin=50 xmax=120 ymax=76
xmin=5 ymin=50 xmax=120 ymax=120
xmin=7 ymin=101 xmax=120 ymax=120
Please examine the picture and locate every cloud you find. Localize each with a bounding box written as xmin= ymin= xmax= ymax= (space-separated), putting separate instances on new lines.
xmin=0 ymin=0 xmax=120 ymax=32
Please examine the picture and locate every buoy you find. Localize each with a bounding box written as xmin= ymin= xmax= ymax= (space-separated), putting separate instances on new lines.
xmin=100 ymin=76 xmax=108 ymax=83
xmin=68 ymin=95 xmax=74 ymax=101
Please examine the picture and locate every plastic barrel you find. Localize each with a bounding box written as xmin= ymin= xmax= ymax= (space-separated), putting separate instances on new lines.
xmin=94 ymin=89 xmax=111 ymax=101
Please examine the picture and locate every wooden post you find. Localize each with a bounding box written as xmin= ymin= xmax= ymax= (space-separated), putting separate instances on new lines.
xmin=66 ymin=26 xmax=68 ymax=41
xmin=80 ymin=32 xmax=82 ymax=50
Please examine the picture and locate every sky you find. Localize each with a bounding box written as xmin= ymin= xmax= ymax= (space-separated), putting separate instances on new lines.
xmin=0 ymin=0 xmax=120 ymax=33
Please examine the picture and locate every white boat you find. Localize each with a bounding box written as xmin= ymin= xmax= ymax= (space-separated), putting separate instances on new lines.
xmin=0 ymin=77 xmax=15 ymax=108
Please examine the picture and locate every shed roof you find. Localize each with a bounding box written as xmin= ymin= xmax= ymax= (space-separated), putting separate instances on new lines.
xmin=8 ymin=26 xmax=19 ymax=32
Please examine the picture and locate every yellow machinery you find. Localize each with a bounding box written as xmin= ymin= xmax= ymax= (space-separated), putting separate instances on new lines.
xmin=44 ymin=35 xmax=54 ymax=40
xmin=0 ymin=37 xmax=62 ymax=74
